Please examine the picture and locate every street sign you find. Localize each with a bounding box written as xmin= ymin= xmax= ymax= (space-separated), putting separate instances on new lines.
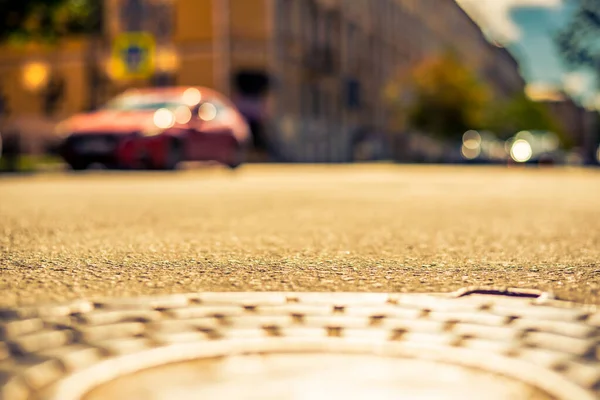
xmin=111 ymin=32 xmax=156 ymax=80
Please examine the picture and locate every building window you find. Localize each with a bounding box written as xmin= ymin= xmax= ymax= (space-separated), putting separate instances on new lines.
xmin=346 ymin=22 xmax=358 ymax=71
xmin=345 ymin=79 xmax=361 ymax=109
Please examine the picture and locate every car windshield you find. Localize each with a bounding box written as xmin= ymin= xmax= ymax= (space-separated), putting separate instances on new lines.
xmin=103 ymin=94 xmax=185 ymax=111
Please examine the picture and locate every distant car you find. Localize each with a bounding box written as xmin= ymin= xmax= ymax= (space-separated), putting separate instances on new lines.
xmin=56 ymin=86 xmax=251 ymax=170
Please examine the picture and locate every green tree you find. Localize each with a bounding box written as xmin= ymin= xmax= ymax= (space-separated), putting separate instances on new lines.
xmin=0 ymin=0 xmax=100 ymax=44
xmin=555 ymin=0 xmax=600 ymax=86
xmin=486 ymin=93 xmax=569 ymax=145
xmin=0 ymin=0 xmax=105 ymax=110
xmin=389 ymin=52 xmax=491 ymax=141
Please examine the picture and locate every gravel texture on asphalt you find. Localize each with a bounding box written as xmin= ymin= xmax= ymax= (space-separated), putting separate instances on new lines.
xmin=0 ymin=165 xmax=599 ymax=307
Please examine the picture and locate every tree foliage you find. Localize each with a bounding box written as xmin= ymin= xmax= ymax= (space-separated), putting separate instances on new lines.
xmin=389 ymin=51 xmax=491 ymax=141
xmin=486 ymin=93 xmax=567 ymax=143
xmin=0 ymin=0 xmax=101 ymax=44
xmin=555 ymin=0 xmax=600 ymax=85
xmin=386 ymin=51 xmax=566 ymax=145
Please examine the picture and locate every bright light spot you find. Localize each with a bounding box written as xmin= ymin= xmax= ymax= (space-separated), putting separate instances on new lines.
xmin=198 ymin=103 xmax=217 ymax=121
xmin=153 ymin=108 xmax=175 ymax=129
xmin=155 ymin=46 xmax=180 ymax=73
xmin=182 ymin=88 xmax=202 ymax=107
xmin=463 ymin=139 xmax=480 ymax=150
xmin=174 ymin=106 xmax=192 ymax=124
xmin=22 ymin=62 xmax=50 ymax=91
xmin=462 ymin=130 xmax=481 ymax=148
xmin=461 ymin=144 xmax=481 ymax=160
xmin=510 ymin=139 xmax=532 ymax=163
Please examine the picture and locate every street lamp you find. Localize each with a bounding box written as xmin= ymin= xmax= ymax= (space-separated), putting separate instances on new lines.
xmin=154 ymin=46 xmax=180 ymax=86
xmin=0 ymin=61 xmax=48 ymax=171
xmin=22 ymin=61 xmax=51 ymax=92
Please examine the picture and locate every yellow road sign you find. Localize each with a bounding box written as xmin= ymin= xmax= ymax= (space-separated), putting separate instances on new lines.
xmin=110 ymin=32 xmax=156 ymax=80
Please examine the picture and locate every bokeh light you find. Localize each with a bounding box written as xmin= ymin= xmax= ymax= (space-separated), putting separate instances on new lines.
xmin=153 ymin=108 xmax=175 ymax=129
xmin=462 ymin=130 xmax=481 ymax=150
xmin=22 ymin=62 xmax=50 ymax=92
xmin=155 ymin=47 xmax=180 ymax=73
xmin=461 ymin=144 xmax=480 ymax=160
xmin=198 ymin=103 xmax=217 ymax=121
xmin=510 ymin=140 xmax=532 ymax=163
xmin=174 ymin=106 xmax=192 ymax=124
xmin=182 ymin=88 xmax=202 ymax=107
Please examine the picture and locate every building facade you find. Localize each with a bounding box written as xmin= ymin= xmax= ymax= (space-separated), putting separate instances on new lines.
xmin=0 ymin=0 xmax=527 ymax=160
xmin=543 ymin=96 xmax=599 ymax=163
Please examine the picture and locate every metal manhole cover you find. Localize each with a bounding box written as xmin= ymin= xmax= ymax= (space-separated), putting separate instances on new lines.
xmin=1 ymin=288 xmax=599 ymax=400
xmin=83 ymin=354 xmax=551 ymax=400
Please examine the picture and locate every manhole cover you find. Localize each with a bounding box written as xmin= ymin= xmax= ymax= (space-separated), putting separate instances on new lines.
xmin=1 ymin=288 xmax=599 ymax=400
xmin=84 ymin=354 xmax=551 ymax=400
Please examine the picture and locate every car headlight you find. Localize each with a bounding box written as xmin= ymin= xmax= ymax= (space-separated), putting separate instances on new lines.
xmin=510 ymin=139 xmax=533 ymax=163
xmin=141 ymin=108 xmax=176 ymax=137
xmin=153 ymin=108 xmax=175 ymax=129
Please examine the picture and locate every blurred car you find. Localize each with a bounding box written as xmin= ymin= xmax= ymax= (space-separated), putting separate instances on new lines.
xmin=505 ymin=131 xmax=566 ymax=165
xmin=460 ymin=130 xmax=507 ymax=164
xmin=56 ymin=86 xmax=250 ymax=170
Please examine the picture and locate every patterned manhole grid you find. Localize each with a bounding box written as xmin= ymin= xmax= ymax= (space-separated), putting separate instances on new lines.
xmin=1 ymin=289 xmax=600 ymax=400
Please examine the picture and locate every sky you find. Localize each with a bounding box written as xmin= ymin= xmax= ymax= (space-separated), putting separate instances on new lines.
xmin=456 ymin=0 xmax=599 ymax=110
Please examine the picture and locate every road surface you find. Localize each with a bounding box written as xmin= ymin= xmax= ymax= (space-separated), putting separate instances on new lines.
xmin=1 ymin=164 xmax=599 ymax=307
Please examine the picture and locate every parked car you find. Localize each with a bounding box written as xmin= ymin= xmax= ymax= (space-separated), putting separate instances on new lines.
xmin=56 ymin=86 xmax=251 ymax=170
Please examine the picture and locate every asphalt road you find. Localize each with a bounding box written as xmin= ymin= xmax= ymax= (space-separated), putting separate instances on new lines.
xmin=1 ymin=164 xmax=599 ymax=307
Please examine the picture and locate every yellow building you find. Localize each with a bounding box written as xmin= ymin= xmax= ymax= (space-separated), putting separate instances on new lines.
xmin=0 ymin=0 xmax=526 ymax=160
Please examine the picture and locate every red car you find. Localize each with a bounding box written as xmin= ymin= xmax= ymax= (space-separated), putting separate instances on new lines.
xmin=56 ymin=86 xmax=251 ymax=170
